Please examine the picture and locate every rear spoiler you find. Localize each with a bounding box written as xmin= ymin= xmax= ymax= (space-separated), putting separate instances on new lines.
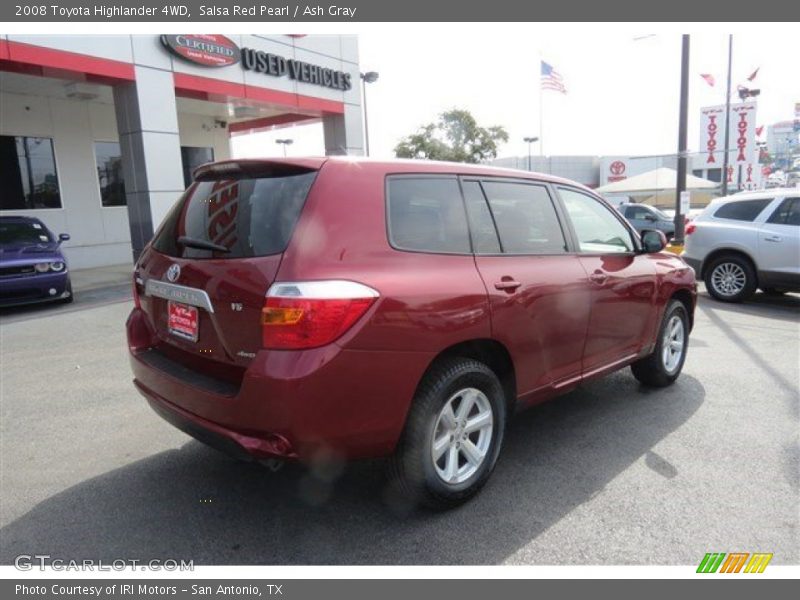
xmin=193 ymin=158 xmax=327 ymax=181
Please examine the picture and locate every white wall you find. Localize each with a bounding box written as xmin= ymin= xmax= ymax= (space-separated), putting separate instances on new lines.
xmin=177 ymin=113 xmax=231 ymax=162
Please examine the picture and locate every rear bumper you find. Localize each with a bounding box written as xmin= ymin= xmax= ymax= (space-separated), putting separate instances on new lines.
xmin=127 ymin=308 xmax=433 ymax=461
xmin=136 ymin=379 xmax=296 ymax=461
xmin=0 ymin=272 xmax=70 ymax=306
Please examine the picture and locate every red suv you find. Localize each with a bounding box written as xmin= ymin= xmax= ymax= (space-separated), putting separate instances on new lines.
xmin=127 ymin=157 xmax=696 ymax=508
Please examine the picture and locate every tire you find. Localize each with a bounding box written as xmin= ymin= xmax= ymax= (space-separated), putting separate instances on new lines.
xmin=388 ymin=357 xmax=507 ymax=510
xmin=704 ymin=253 xmax=757 ymax=302
xmin=631 ymin=299 xmax=689 ymax=387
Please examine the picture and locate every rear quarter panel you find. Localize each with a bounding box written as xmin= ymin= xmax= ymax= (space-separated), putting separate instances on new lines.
xmin=685 ymin=219 xmax=760 ymax=275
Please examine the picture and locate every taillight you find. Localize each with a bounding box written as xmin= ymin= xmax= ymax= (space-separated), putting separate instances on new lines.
xmin=685 ymin=222 xmax=696 ymax=236
xmin=132 ymin=274 xmax=142 ymax=309
xmin=262 ymin=280 xmax=379 ymax=350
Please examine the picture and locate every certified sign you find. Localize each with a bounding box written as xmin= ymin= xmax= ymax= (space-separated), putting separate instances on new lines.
xmin=160 ymin=34 xmax=240 ymax=68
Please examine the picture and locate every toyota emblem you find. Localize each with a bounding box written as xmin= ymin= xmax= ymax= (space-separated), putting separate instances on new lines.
xmin=610 ymin=161 xmax=626 ymax=176
xmin=166 ymin=263 xmax=181 ymax=282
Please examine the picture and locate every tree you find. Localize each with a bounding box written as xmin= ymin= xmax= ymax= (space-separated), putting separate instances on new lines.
xmin=394 ymin=109 xmax=509 ymax=163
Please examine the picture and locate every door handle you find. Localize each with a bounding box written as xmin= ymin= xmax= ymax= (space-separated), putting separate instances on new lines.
xmin=589 ymin=272 xmax=608 ymax=285
xmin=494 ymin=278 xmax=521 ymax=292
xmin=763 ymin=235 xmax=782 ymax=243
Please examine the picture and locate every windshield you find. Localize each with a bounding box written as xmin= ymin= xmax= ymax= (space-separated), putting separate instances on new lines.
xmin=0 ymin=221 xmax=53 ymax=245
xmin=152 ymin=168 xmax=317 ymax=259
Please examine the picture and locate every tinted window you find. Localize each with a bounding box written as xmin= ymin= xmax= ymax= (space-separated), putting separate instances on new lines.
xmin=559 ymin=187 xmax=634 ymax=253
xmin=462 ymin=180 xmax=501 ymax=254
xmin=387 ymin=177 xmax=470 ymax=254
xmin=181 ymin=146 xmax=215 ymax=188
xmin=766 ymin=198 xmax=800 ymax=226
xmin=0 ymin=220 xmax=53 ymax=244
xmin=0 ymin=136 xmax=61 ymax=210
xmin=480 ymin=181 xmax=566 ymax=254
xmin=95 ymin=142 xmax=126 ymax=207
xmin=152 ymin=169 xmax=316 ymax=259
xmin=713 ymin=199 xmax=771 ymax=221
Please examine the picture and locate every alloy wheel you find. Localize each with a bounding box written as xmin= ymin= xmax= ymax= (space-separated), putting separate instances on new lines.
xmin=431 ymin=387 xmax=494 ymax=485
xmin=662 ymin=314 xmax=685 ymax=374
xmin=710 ymin=262 xmax=747 ymax=297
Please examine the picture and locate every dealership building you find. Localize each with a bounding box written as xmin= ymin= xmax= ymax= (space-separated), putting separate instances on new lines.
xmin=0 ymin=34 xmax=363 ymax=268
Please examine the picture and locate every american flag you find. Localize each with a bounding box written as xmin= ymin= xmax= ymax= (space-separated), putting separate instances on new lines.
xmin=541 ymin=61 xmax=567 ymax=94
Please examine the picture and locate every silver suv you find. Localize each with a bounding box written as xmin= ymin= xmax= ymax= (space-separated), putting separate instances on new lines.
xmin=682 ymin=189 xmax=800 ymax=302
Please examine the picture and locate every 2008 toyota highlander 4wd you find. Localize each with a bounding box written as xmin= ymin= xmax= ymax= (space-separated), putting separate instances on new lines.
xmin=127 ymin=157 xmax=696 ymax=508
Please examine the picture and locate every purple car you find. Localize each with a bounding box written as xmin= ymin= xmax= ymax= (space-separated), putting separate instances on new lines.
xmin=0 ymin=216 xmax=73 ymax=307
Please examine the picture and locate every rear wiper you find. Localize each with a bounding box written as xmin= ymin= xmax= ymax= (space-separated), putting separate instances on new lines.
xmin=177 ymin=236 xmax=230 ymax=253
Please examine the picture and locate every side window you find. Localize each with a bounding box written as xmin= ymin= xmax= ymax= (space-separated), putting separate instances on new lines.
xmin=481 ymin=181 xmax=567 ymax=254
xmin=181 ymin=146 xmax=215 ymax=188
xmin=559 ymin=187 xmax=635 ymax=253
xmin=766 ymin=198 xmax=800 ymax=226
xmin=387 ymin=177 xmax=471 ymax=254
xmin=713 ymin=199 xmax=772 ymax=221
xmin=0 ymin=135 xmax=62 ymax=210
xmin=626 ymin=205 xmax=650 ymax=220
xmin=461 ymin=180 xmax=501 ymax=254
xmin=94 ymin=142 xmax=126 ymax=207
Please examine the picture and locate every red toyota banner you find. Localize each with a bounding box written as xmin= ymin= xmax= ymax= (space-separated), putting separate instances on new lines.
xmin=699 ymin=102 xmax=757 ymax=166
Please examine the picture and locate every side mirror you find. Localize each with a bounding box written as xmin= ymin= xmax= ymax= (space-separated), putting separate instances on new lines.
xmin=58 ymin=233 xmax=70 ymax=243
xmin=641 ymin=230 xmax=667 ymax=253
xmin=644 ymin=213 xmax=657 ymax=222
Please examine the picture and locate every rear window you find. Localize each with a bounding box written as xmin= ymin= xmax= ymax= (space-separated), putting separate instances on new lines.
xmin=152 ymin=168 xmax=316 ymax=259
xmin=713 ymin=199 xmax=771 ymax=222
xmin=387 ymin=177 xmax=471 ymax=254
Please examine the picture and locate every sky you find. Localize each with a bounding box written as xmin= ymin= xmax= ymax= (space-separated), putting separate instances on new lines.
xmin=232 ymin=25 xmax=799 ymax=161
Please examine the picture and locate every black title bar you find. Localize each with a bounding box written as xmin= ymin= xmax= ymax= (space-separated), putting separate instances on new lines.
xmin=3 ymin=1 xmax=799 ymax=22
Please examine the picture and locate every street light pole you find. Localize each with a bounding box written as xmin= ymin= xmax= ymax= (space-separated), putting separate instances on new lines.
xmin=721 ymin=34 xmax=733 ymax=196
xmin=523 ymin=136 xmax=539 ymax=171
xmin=674 ymin=34 xmax=690 ymax=245
xmin=360 ymin=71 xmax=379 ymax=157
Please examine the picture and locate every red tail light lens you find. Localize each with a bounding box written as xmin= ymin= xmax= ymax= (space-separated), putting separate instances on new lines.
xmin=132 ymin=275 xmax=142 ymax=309
xmin=685 ymin=222 xmax=696 ymax=236
xmin=262 ymin=281 xmax=379 ymax=350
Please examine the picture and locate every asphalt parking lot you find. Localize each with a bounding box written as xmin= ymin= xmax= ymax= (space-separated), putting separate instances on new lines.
xmin=0 ymin=289 xmax=797 ymax=565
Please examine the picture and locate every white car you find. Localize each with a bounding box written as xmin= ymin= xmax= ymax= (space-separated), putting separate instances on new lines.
xmin=682 ymin=189 xmax=800 ymax=302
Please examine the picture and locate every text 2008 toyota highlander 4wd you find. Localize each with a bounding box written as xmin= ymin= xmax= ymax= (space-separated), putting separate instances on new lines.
xmin=127 ymin=157 xmax=696 ymax=508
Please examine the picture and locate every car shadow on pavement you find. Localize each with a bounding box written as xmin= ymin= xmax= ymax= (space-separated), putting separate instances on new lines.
xmin=0 ymin=372 xmax=704 ymax=565
xmin=697 ymin=290 xmax=800 ymax=324
xmin=698 ymin=300 xmax=798 ymax=417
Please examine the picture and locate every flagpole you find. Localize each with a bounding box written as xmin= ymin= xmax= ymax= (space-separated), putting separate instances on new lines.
xmin=539 ymin=83 xmax=544 ymax=156
xmin=539 ymin=54 xmax=544 ymax=156
xmin=721 ymin=34 xmax=733 ymax=196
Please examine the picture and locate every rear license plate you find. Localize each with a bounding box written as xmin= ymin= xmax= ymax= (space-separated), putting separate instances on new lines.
xmin=168 ymin=301 xmax=199 ymax=342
